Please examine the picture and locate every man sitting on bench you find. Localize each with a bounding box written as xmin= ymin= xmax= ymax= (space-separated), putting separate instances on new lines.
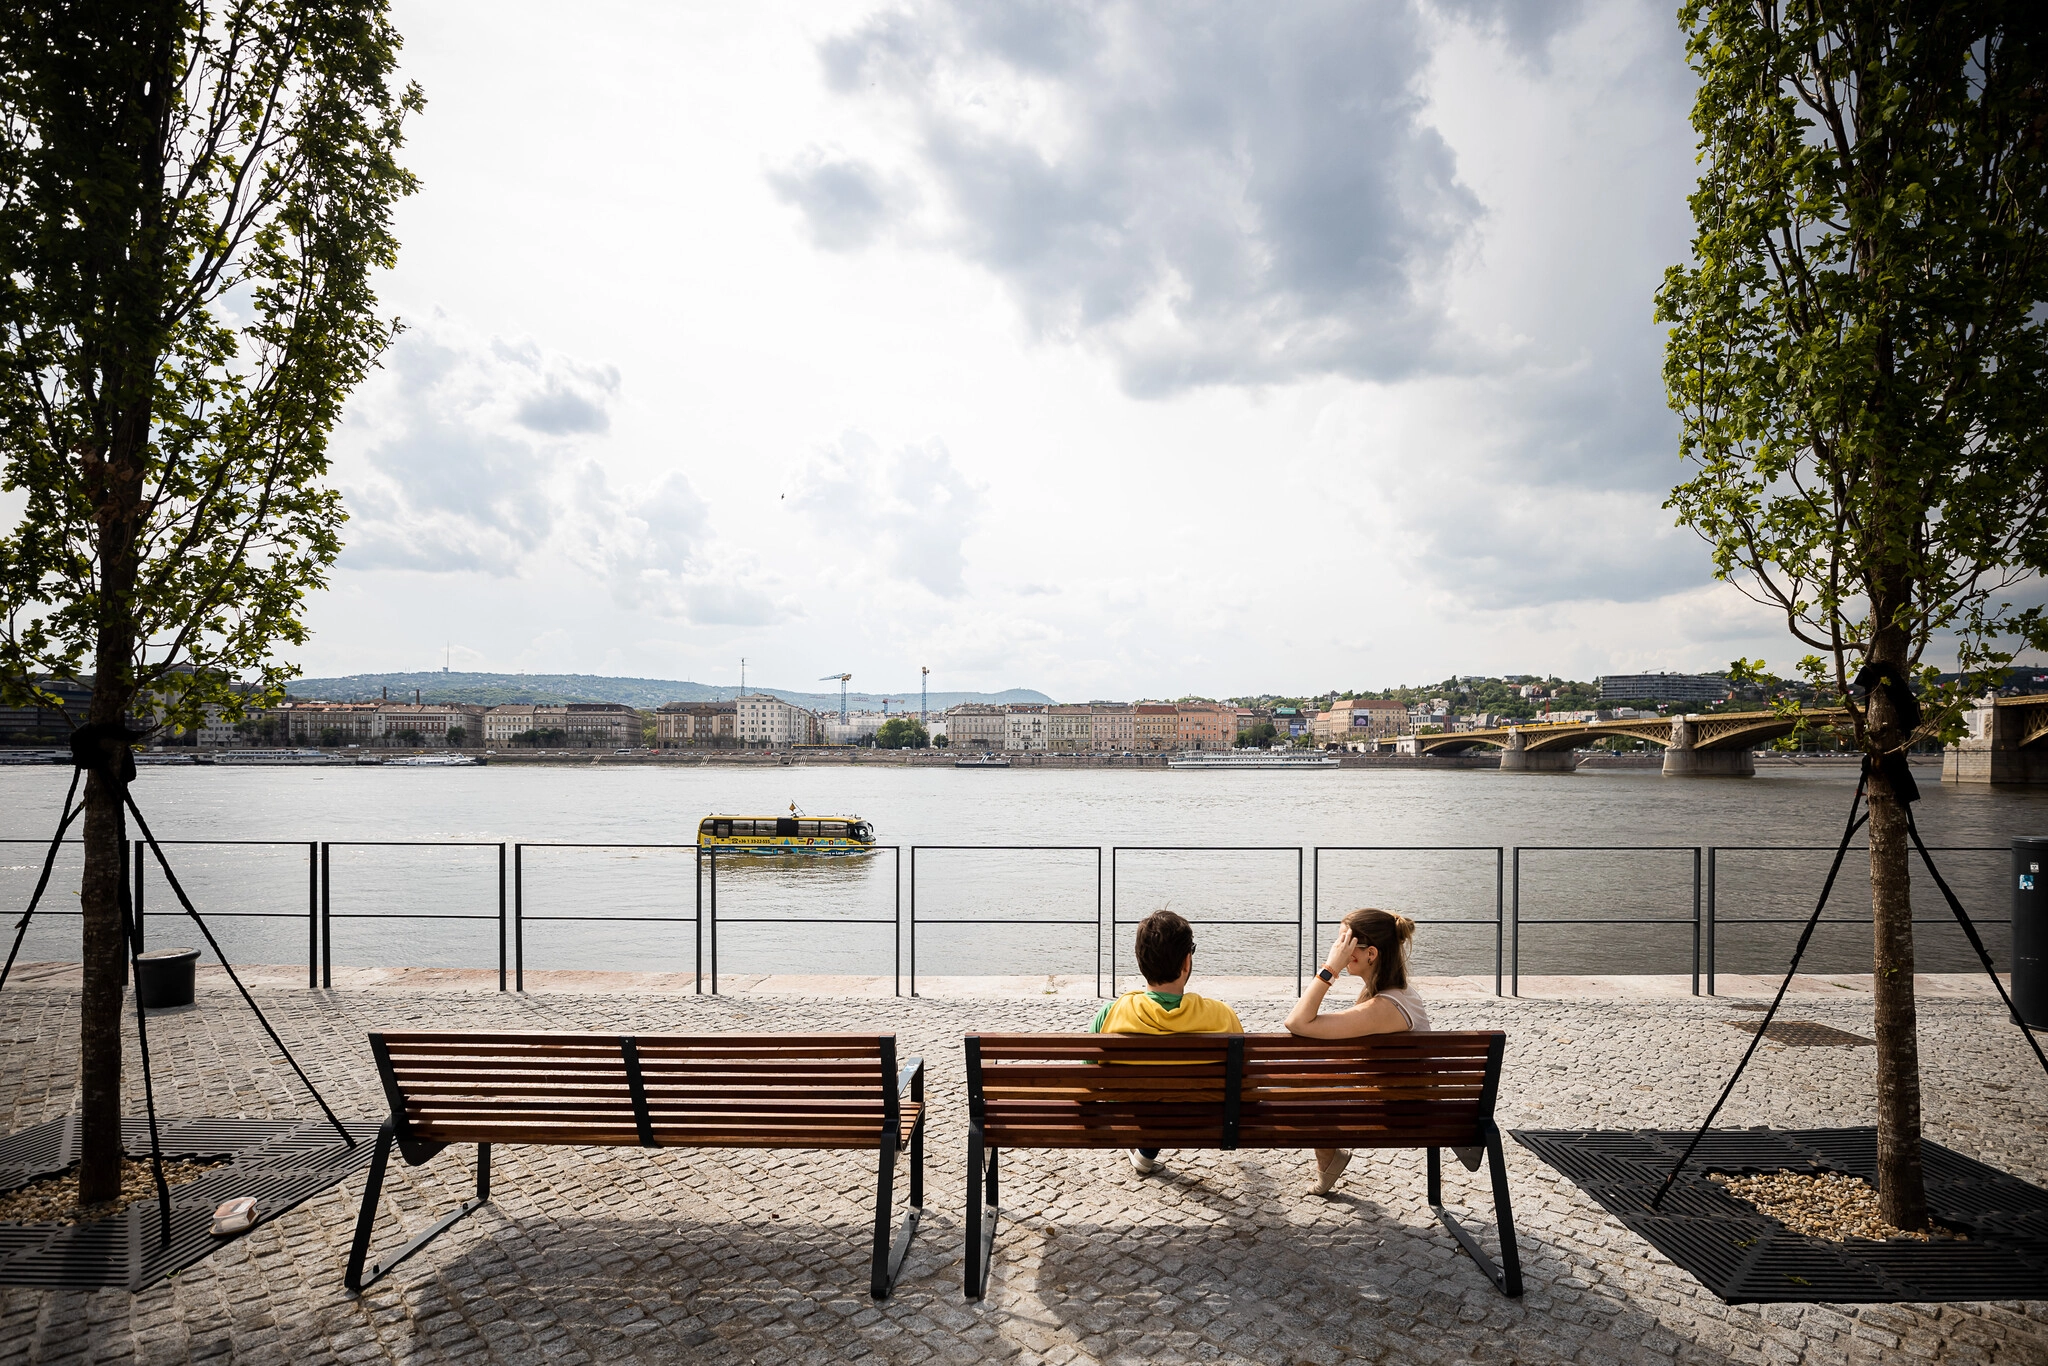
xmin=1091 ymin=909 xmax=1243 ymax=1174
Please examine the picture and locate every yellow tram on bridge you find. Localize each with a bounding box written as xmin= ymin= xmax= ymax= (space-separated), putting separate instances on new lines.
xmin=696 ymin=807 xmax=876 ymax=854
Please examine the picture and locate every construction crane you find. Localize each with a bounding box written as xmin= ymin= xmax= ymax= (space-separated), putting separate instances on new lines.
xmin=921 ymin=666 xmax=929 ymax=724
xmin=819 ymin=673 xmax=851 ymax=722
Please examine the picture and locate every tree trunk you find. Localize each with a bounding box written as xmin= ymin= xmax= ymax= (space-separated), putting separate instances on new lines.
xmin=70 ymin=4 xmax=177 ymax=1206
xmin=74 ymin=730 xmax=129 ymax=1206
xmin=1866 ymin=763 xmax=1929 ymax=1231
xmin=1864 ymin=619 xmax=1929 ymax=1232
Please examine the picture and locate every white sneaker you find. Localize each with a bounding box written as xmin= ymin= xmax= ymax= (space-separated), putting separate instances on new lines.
xmin=1313 ymin=1150 xmax=1352 ymax=1194
xmin=1129 ymin=1148 xmax=1160 ymax=1174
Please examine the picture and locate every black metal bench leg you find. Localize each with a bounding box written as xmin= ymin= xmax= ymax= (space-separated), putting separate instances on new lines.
xmin=344 ymin=1122 xmax=396 ymax=1292
xmin=965 ymin=1127 xmax=998 ymax=1301
xmin=1427 ymin=1124 xmax=1523 ymax=1298
xmin=871 ymin=1117 xmax=925 ymax=1300
xmin=345 ymin=1137 xmax=492 ymax=1295
xmin=1485 ymin=1123 xmax=1523 ymax=1297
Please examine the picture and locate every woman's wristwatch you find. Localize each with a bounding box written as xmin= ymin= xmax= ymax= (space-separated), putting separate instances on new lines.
xmin=1316 ymin=967 xmax=1336 ymax=985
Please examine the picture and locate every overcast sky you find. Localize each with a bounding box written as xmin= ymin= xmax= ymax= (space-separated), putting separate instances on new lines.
xmin=300 ymin=0 xmax=1796 ymax=699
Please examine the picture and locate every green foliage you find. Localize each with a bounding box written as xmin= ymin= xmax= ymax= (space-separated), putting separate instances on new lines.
xmin=0 ymin=2 xmax=423 ymax=727
xmin=875 ymin=717 xmax=928 ymax=749
xmin=1235 ymin=721 xmax=1277 ymax=747
xmin=1660 ymin=2 xmax=2048 ymax=750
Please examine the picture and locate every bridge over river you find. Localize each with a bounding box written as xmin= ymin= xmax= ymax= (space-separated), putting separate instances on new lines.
xmin=1393 ymin=707 xmax=1852 ymax=776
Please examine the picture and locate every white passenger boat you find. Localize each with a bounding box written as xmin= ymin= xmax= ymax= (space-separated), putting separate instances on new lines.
xmin=1167 ymin=750 xmax=1340 ymax=770
xmin=389 ymin=754 xmax=483 ymax=766
xmin=954 ymin=754 xmax=1011 ymax=768
xmin=211 ymin=748 xmax=340 ymax=765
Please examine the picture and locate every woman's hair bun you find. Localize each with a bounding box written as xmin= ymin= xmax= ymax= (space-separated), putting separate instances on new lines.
xmin=1393 ymin=914 xmax=1416 ymax=941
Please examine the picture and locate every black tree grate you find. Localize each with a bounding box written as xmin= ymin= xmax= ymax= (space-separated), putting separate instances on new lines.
xmin=0 ymin=1115 xmax=379 ymax=1291
xmin=1513 ymin=1127 xmax=2048 ymax=1304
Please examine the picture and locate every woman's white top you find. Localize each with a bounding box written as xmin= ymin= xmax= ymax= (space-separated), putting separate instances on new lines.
xmin=1370 ymin=985 xmax=1431 ymax=1033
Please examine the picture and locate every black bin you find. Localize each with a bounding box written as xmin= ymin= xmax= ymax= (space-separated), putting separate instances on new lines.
xmin=135 ymin=947 xmax=199 ymax=1009
xmin=2013 ymin=837 xmax=2048 ymax=1028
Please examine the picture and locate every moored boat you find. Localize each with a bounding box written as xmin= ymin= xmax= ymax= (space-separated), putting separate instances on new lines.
xmin=1167 ymin=750 xmax=1340 ymax=770
xmin=211 ymin=748 xmax=340 ymax=765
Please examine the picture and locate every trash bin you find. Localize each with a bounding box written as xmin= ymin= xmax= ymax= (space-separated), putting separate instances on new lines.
xmin=2013 ymin=837 xmax=2048 ymax=1028
xmin=135 ymin=947 xmax=199 ymax=1009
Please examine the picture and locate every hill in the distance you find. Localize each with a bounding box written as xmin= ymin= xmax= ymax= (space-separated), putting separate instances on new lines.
xmin=287 ymin=671 xmax=1054 ymax=712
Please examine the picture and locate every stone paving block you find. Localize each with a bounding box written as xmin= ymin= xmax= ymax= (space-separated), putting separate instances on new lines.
xmin=4 ymin=986 xmax=2048 ymax=1363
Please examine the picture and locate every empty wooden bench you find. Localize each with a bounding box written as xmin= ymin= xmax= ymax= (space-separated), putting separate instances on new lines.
xmin=963 ymin=1030 xmax=1519 ymax=1298
xmin=347 ymin=1031 xmax=925 ymax=1298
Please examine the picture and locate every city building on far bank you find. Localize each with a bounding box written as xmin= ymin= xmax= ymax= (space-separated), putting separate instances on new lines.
xmin=1175 ymin=702 xmax=1236 ymax=751
xmin=1047 ymin=703 xmax=1093 ymax=753
xmin=735 ymin=693 xmax=820 ymax=747
xmin=1312 ymin=697 xmax=1408 ymax=744
xmin=945 ymin=703 xmax=1007 ymax=751
xmin=1597 ymin=672 xmax=1729 ymax=703
xmin=1089 ymin=703 xmax=1135 ymax=752
xmin=483 ymin=702 xmax=638 ymax=748
xmin=1134 ymin=703 xmax=1178 ymax=751
xmin=1005 ymin=703 xmax=1049 ymax=752
xmin=656 ymin=700 xmax=737 ymax=748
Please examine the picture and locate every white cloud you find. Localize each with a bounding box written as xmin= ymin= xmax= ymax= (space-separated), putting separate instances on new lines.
xmin=786 ymin=431 xmax=986 ymax=597
xmin=780 ymin=1 xmax=1489 ymax=395
xmin=333 ymin=314 xmax=783 ymax=626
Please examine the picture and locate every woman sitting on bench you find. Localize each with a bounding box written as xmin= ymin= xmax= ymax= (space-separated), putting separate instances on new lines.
xmin=1284 ymin=908 xmax=1440 ymax=1194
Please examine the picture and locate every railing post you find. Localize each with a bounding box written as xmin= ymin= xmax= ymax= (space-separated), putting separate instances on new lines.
xmin=1706 ymin=847 xmax=1717 ymax=997
xmin=1510 ymin=847 xmax=1521 ymax=997
xmin=1310 ymin=847 xmax=1321 ymax=977
xmin=708 ymin=847 xmax=718 ymax=995
xmin=1108 ymin=848 xmax=1118 ymax=998
xmin=894 ymin=845 xmax=902 ymax=998
xmin=497 ymin=843 xmax=508 ymax=992
xmin=130 ymin=839 xmax=144 ymax=953
xmin=1495 ymin=846 xmax=1505 ymax=998
xmin=693 ymin=845 xmax=703 ymax=995
xmin=1691 ymin=847 xmax=1702 ymax=996
xmin=1295 ymin=846 xmax=1304 ymax=997
xmin=1094 ymin=846 xmax=1103 ymax=999
xmin=513 ymin=844 xmax=525 ymax=993
xmin=320 ymin=842 xmax=332 ymax=988
xmin=307 ymin=841 xmax=318 ymax=989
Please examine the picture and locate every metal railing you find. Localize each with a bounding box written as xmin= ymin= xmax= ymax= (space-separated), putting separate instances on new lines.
xmin=1110 ymin=846 xmax=1304 ymax=995
xmin=1704 ymin=845 xmax=2008 ymax=995
xmin=701 ymin=844 xmax=902 ymax=996
xmin=908 ymin=846 xmax=1101 ymax=997
xmin=1313 ymin=847 xmax=1506 ymax=997
xmin=320 ymin=841 xmax=507 ymax=989
xmin=1511 ymin=845 xmax=1703 ymax=997
xmin=3 ymin=838 xmax=2017 ymax=999
xmin=512 ymin=843 xmax=699 ymax=994
xmin=2 ymin=839 xmax=322 ymax=985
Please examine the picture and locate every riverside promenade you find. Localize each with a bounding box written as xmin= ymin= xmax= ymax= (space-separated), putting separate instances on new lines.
xmin=1 ymin=968 xmax=2043 ymax=1365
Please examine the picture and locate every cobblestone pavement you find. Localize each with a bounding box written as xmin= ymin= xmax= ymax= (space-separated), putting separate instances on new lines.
xmin=2 ymin=981 xmax=2045 ymax=1365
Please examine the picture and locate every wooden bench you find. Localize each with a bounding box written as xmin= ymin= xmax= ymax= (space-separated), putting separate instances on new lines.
xmin=346 ymin=1031 xmax=925 ymax=1299
xmin=963 ymin=1030 xmax=1519 ymax=1298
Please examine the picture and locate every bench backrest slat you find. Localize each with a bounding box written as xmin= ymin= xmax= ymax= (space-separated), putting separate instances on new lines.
xmin=968 ymin=1031 xmax=1505 ymax=1150
xmin=370 ymin=1030 xmax=898 ymax=1150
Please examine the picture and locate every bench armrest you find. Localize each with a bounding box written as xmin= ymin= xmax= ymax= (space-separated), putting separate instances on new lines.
xmin=898 ymin=1057 xmax=924 ymax=1100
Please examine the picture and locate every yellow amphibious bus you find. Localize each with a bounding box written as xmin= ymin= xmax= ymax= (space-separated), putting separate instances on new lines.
xmin=696 ymin=810 xmax=876 ymax=854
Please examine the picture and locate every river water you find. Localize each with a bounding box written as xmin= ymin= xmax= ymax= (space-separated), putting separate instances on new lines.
xmin=2 ymin=762 xmax=2043 ymax=985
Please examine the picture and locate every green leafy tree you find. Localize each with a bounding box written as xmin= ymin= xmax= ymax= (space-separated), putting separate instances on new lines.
xmin=1660 ymin=1 xmax=2048 ymax=1228
xmin=875 ymin=717 xmax=928 ymax=749
xmin=0 ymin=2 xmax=420 ymax=1202
xmin=446 ymin=724 xmax=466 ymax=748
